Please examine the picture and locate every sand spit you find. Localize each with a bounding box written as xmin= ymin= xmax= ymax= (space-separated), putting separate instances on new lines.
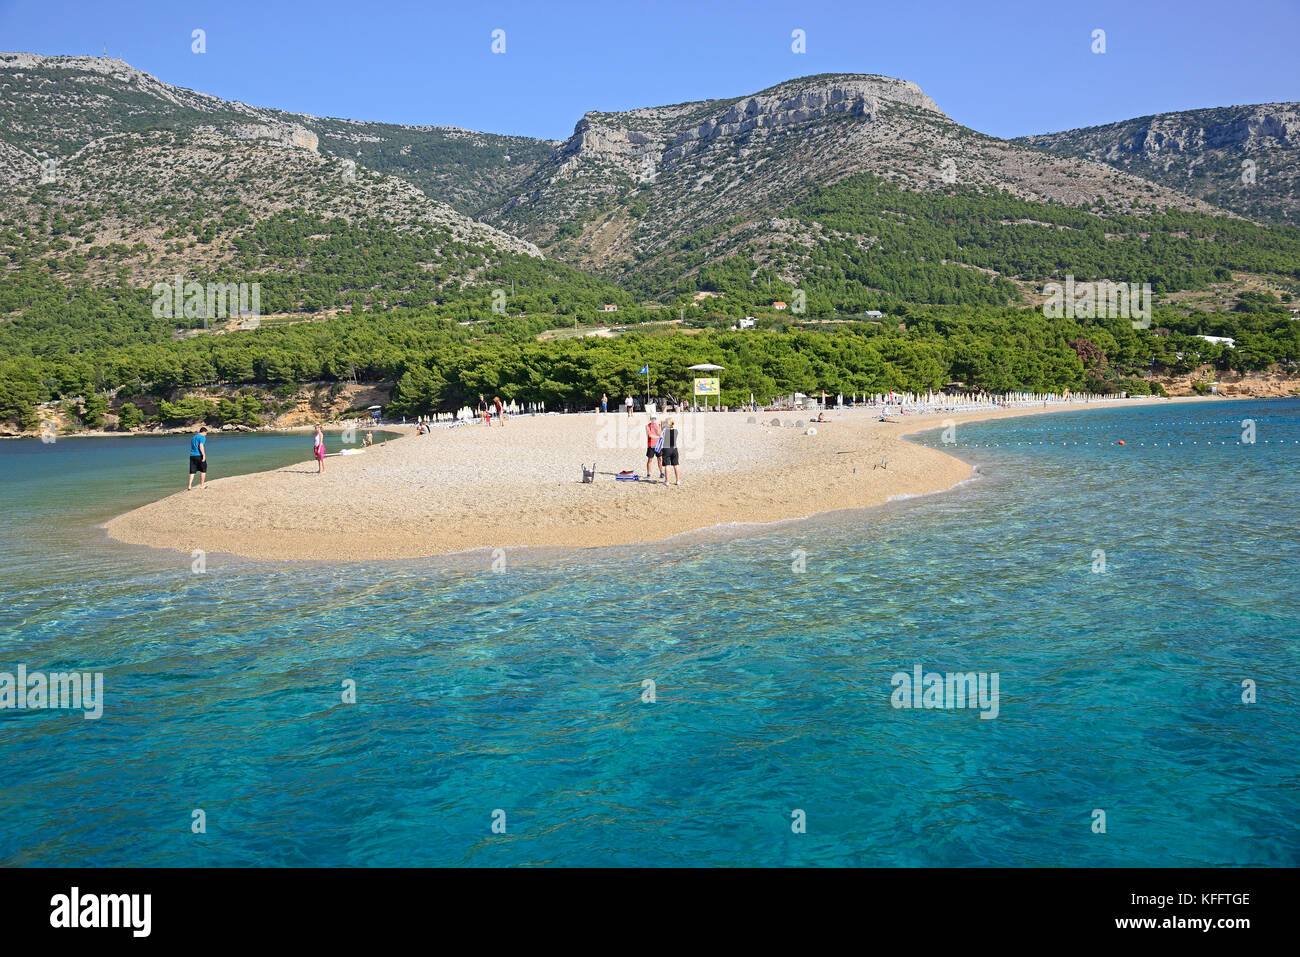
xmin=104 ymin=397 xmax=1194 ymax=561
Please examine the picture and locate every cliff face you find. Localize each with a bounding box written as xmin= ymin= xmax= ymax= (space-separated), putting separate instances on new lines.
xmin=1020 ymin=104 xmax=1300 ymax=227
xmin=1117 ymin=108 xmax=1296 ymax=157
xmin=671 ymin=75 xmax=941 ymax=142
xmin=556 ymin=75 xmax=943 ymax=173
xmin=232 ymin=123 xmax=320 ymax=153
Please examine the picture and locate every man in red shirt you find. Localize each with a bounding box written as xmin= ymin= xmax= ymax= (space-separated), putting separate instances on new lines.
xmin=645 ymin=415 xmax=663 ymax=479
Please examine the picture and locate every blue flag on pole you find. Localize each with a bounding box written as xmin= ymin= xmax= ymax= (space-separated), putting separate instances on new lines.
xmin=639 ymin=365 xmax=648 ymax=374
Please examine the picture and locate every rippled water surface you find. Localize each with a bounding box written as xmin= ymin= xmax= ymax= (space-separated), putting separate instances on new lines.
xmin=0 ymin=403 xmax=1296 ymax=866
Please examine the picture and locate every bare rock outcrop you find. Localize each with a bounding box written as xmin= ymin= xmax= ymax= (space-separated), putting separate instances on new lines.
xmin=232 ymin=122 xmax=320 ymax=152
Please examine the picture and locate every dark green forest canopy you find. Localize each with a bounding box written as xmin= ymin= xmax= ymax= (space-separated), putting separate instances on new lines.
xmin=4 ymin=292 xmax=1297 ymax=427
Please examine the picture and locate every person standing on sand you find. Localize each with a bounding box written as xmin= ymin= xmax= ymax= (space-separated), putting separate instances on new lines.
xmin=646 ymin=414 xmax=663 ymax=479
xmin=314 ymin=425 xmax=326 ymax=474
xmin=187 ymin=426 xmax=208 ymax=490
xmin=601 ymin=393 xmax=608 ymax=413
xmin=494 ymin=395 xmax=504 ymax=425
xmin=478 ymin=395 xmax=490 ymax=426
xmin=625 ymin=394 xmax=634 ymax=417
xmin=660 ymin=418 xmax=681 ymax=485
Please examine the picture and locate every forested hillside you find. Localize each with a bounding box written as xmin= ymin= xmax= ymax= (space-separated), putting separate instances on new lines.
xmin=628 ymin=174 xmax=1300 ymax=311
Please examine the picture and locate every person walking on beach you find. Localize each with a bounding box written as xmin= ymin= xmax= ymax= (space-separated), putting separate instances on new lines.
xmin=646 ymin=414 xmax=664 ymax=479
xmin=494 ymin=395 xmax=504 ymax=425
xmin=661 ymin=417 xmax=681 ymax=485
xmin=478 ymin=395 xmax=490 ymax=426
xmin=364 ymin=430 xmax=373 ymax=448
xmin=313 ymin=425 xmax=326 ymax=474
xmin=187 ymin=426 xmax=208 ymax=490
xmin=625 ymin=394 xmax=634 ymax=417
xmin=601 ymin=393 xmax=608 ymax=413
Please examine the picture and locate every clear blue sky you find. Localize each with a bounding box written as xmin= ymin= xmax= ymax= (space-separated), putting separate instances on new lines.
xmin=2 ymin=0 xmax=1296 ymax=140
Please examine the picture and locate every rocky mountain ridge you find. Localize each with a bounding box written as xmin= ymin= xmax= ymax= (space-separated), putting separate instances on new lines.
xmin=485 ymin=73 xmax=1227 ymax=282
xmin=4 ymin=53 xmax=1293 ymax=310
xmin=1019 ymin=102 xmax=1300 ymax=227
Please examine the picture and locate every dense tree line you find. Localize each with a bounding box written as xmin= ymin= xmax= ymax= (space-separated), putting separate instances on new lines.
xmin=4 ymin=295 xmax=1297 ymax=428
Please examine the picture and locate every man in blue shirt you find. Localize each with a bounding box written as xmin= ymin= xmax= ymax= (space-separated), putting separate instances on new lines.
xmin=188 ymin=427 xmax=208 ymax=490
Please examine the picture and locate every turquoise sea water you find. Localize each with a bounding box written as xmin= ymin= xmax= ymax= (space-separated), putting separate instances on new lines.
xmin=0 ymin=402 xmax=1296 ymax=867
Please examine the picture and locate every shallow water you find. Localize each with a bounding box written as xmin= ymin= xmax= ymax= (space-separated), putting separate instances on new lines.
xmin=0 ymin=403 xmax=1296 ymax=866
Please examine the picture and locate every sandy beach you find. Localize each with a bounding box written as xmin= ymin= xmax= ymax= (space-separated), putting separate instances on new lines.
xmin=103 ymin=397 xmax=1198 ymax=561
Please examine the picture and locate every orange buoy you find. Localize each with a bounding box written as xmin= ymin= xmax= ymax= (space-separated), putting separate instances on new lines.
xmin=1117 ymin=440 xmax=1126 ymax=445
